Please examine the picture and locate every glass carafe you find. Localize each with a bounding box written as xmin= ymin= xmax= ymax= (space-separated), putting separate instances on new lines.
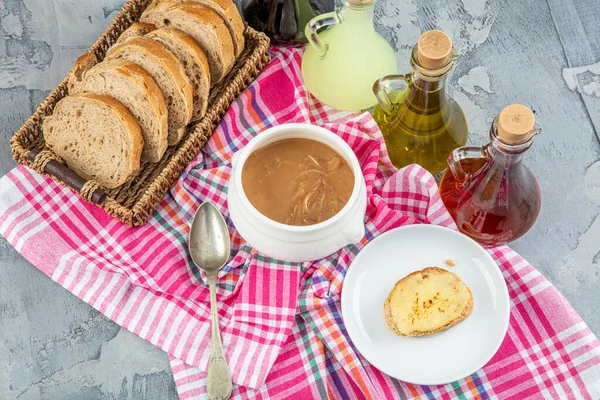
xmin=372 ymin=30 xmax=468 ymax=174
xmin=243 ymin=0 xmax=335 ymax=46
xmin=301 ymin=0 xmax=397 ymax=111
xmin=439 ymin=104 xmax=542 ymax=247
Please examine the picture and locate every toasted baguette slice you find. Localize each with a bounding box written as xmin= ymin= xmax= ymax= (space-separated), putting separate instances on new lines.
xmin=384 ymin=267 xmax=473 ymax=337
xmin=141 ymin=1 xmax=235 ymax=85
xmin=106 ymin=36 xmax=193 ymax=145
xmin=43 ymin=93 xmax=143 ymax=189
xmin=68 ymin=54 xmax=168 ymax=162
xmin=145 ymin=28 xmax=210 ymax=121
xmin=116 ymin=22 xmax=157 ymax=44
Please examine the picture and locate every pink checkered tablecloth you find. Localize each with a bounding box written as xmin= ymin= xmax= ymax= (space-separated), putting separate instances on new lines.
xmin=1 ymin=47 xmax=600 ymax=399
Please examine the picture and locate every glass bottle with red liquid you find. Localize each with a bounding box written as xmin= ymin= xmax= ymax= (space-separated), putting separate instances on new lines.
xmin=439 ymin=104 xmax=542 ymax=247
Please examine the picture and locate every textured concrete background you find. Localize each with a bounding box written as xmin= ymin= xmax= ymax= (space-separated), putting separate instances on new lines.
xmin=1 ymin=0 xmax=599 ymax=398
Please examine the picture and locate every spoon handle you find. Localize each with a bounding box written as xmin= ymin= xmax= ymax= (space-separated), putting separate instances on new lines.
xmin=207 ymin=275 xmax=232 ymax=400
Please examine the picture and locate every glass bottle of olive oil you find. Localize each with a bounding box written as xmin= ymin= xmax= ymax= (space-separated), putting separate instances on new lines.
xmin=372 ymin=30 xmax=468 ymax=174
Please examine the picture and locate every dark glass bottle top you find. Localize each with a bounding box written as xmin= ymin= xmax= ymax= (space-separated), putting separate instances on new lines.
xmin=243 ymin=0 xmax=334 ymax=46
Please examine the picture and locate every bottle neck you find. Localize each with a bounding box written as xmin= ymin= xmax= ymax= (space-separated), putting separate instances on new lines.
xmin=403 ymin=67 xmax=449 ymax=114
xmin=404 ymin=44 xmax=453 ymax=112
xmin=407 ymin=42 xmax=457 ymax=93
xmin=486 ymin=118 xmax=533 ymax=167
xmin=410 ymin=70 xmax=449 ymax=94
xmin=338 ymin=1 xmax=375 ymax=25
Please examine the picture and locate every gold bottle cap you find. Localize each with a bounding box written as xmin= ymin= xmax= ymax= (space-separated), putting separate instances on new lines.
xmin=498 ymin=104 xmax=536 ymax=144
xmin=417 ymin=30 xmax=453 ymax=70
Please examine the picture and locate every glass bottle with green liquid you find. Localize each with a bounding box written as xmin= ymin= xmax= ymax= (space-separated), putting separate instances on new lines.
xmin=372 ymin=30 xmax=468 ymax=174
xmin=301 ymin=0 xmax=397 ymax=111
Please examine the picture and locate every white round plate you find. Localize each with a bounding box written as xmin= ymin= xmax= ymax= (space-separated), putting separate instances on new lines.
xmin=341 ymin=224 xmax=510 ymax=385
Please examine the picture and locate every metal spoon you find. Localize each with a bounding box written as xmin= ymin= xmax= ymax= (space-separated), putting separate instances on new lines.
xmin=189 ymin=202 xmax=232 ymax=400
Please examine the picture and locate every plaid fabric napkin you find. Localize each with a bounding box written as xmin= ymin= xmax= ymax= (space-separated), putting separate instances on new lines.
xmin=1 ymin=47 xmax=600 ymax=399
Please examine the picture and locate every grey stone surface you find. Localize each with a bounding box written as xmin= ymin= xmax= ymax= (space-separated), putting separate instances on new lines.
xmin=0 ymin=0 xmax=599 ymax=398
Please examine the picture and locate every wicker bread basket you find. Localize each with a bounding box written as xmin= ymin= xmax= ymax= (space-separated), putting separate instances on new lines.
xmin=10 ymin=0 xmax=270 ymax=226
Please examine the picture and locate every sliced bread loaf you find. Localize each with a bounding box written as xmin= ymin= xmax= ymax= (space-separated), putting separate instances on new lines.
xmin=116 ymin=22 xmax=157 ymax=44
xmin=141 ymin=1 xmax=235 ymax=85
xmin=146 ymin=28 xmax=210 ymax=121
xmin=106 ymin=36 xmax=193 ymax=145
xmin=43 ymin=93 xmax=143 ymax=189
xmin=68 ymin=53 xmax=168 ymax=162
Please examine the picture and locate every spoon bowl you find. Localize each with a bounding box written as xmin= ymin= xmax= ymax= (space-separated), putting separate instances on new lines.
xmin=189 ymin=202 xmax=231 ymax=274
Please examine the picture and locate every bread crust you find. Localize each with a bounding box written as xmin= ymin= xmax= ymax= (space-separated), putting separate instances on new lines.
xmin=75 ymin=93 xmax=144 ymax=181
xmin=140 ymin=0 xmax=170 ymax=18
xmin=107 ymin=36 xmax=193 ymax=121
xmin=115 ymin=62 xmax=169 ymax=159
xmin=116 ymin=22 xmax=157 ymax=44
xmin=177 ymin=3 xmax=235 ymax=71
xmin=147 ymin=28 xmax=211 ymax=122
xmin=44 ymin=93 xmax=143 ymax=188
xmin=68 ymin=56 xmax=169 ymax=162
xmin=106 ymin=36 xmax=194 ymax=144
xmin=141 ymin=0 xmax=235 ymax=84
xmin=148 ymin=0 xmax=244 ymax=55
xmin=383 ymin=267 xmax=473 ymax=337
xmin=69 ymin=52 xmax=98 ymax=90
xmin=187 ymin=0 xmax=245 ymax=56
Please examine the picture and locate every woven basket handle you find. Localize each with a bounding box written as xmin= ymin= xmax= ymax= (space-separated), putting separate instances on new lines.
xmin=28 ymin=148 xmax=107 ymax=205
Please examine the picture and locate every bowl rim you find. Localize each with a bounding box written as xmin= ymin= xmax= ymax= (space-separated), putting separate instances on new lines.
xmin=232 ymin=123 xmax=364 ymax=232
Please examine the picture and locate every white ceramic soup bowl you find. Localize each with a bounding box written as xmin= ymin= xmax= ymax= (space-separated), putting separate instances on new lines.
xmin=227 ymin=123 xmax=367 ymax=262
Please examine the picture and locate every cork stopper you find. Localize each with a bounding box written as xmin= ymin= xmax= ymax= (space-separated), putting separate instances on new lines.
xmin=497 ymin=104 xmax=535 ymax=144
xmin=417 ymin=30 xmax=453 ymax=70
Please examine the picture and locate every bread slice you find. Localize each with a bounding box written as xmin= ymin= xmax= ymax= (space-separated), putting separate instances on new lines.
xmin=141 ymin=1 xmax=235 ymax=85
xmin=68 ymin=53 xmax=168 ymax=162
xmin=116 ymin=22 xmax=157 ymax=44
xmin=105 ymin=36 xmax=193 ymax=145
xmin=43 ymin=93 xmax=143 ymax=189
xmin=145 ymin=28 xmax=210 ymax=121
xmin=114 ymin=24 xmax=211 ymax=121
xmin=384 ymin=267 xmax=473 ymax=337
xmin=171 ymin=0 xmax=244 ymax=56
